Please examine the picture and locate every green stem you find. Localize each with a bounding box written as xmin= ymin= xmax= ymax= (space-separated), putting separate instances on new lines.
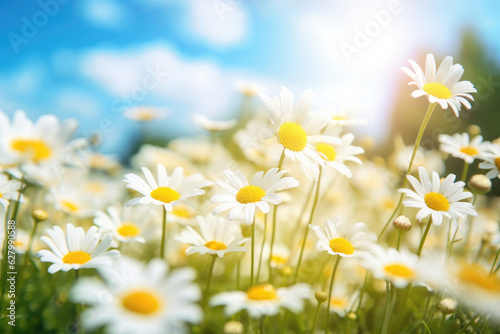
xmin=325 ymin=256 xmax=341 ymax=334
xmin=160 ymin=208 xmax=167 ymax=259
xmin=293 ymin=167 xmax=323 ymax=284
xmin=439 ymin=313 xmax=447 ymax=334
xmin=268 ymin=150 xmax=285 ymax=282
xmin=417 ymin=218 xmax=433 ymax=257
xmin=355 ymin=272 xmax=370 ymax=312
xmin=257 ymin=214 xmax=268 ymax=283
xmin=236 ymin=255 xmax=241 ymax=290
xmin=204 ymin=256 xmax=217 ymax=311
xmin=490 ymin=247 xmax=500 ymax=275
xmin=461 ymin=161 xmax=470 ymax=182
xmin=463 ymin=192 xmax=478 ymax=252
xmin=396 ymin=232 xmax=403 ymax=251
xmin=251 ymin=219 xmax=256 ymax=287
xmin=378 ymin=103 xmax=437 ymax=239
xmin=290 ymin=180 xmax=315 ymax=252
xmin=311 ymin=301 xmax=322 ymax=334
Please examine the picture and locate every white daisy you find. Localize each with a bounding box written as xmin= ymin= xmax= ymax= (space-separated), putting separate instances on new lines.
xmin=309 ymin=216 xmax=376 ymax=258
xmin=324 ymin=104 xmax=367 ymax=127
xmin=71 ymin=257 xmax=202 ymax=334
xmin=210 ymin=283 xmax=311 ymax=318
xmin=259 ymin=87 xmax=341 ymax=179
xmin=402 ymin=53 xmax=476 ymax=116
xmin=175 ymin=213 xmax=248 ymax=258
xmin=0 ymin=174 xmax=22 ymax=208
xmin=399 ymin=166 xmax=477 ymax=226
xmin=479 ymin=142 xmax=500 ymax=179
xmin=192 ymin=113 xmax=237 ymax=132
xmin=37 ymin=223 xmax=120 ymax=274
xmin=325 ymin=283 xmax=359 ymax=318
xmin=438 ymin=133 xmax=490 ymax=164
xmin=94 ymin=206 xmax=152 ymax=244
xmin=124 ymin=107 xmax=168 ymax=122
xmin=315 ymin=133 xmax=364 ymax=178
xmin=211 ymin=168 xmax=299 ymax=225
xmin=262 ymin=243 xmax=291 ymax=269
xmin=124 ymin=163 xmax=210 ymax=211
xmin=362 ymin=246 xmax=419 ymax=288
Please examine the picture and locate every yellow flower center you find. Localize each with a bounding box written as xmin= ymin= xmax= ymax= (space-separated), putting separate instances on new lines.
xmin=330 ymin=297 xmax=347 ymax=308
xmin=278 ymin=123 xmax=307 ymax=152
xmin=118 ymin=223 xmax=141 ymax=237
xmin=11 ymin=138 xmax=52 ymax=162
xmin=0 ymin=192 xmax=3 ymax=198
xmin=60 ymin=200 xmax=79 ymax=213
xmin=329 ymin=238 xmax=354 ymax=255
xmin=246 ymin=284 xmax=277 ymax=300
xmin=316 ymin=143 xmax=337 ymax=161
xmin=459 ymin=265 xmax=500 ymax=293
xmin=495 ymin=157 xmax=500 ymax=171
xmin=84 ymin=182 xmax=105 ymax=194
xmin=171 ymin=205 xmax=193 ymax=218
xmin=384 ymin=263 xmax=414 ymax=278
xmin=122 ymin=290 xmax=162 ymax=314
xmin=236 ymin=185 xmax=266 ymax=204
xmin=204 ymin=240 xmax=227 ymax=251
xmin=332 ymin=116 xmax=347 ymax=121
xmin=271 ymin=255 xmax=288 ymax=266
xmin=150 ymin=187 xmax=180 ymax=203
xmin=424 ymin=192 xmax=450 ymax=211
xmin=423 ymin=82 xmax=452 ymax=99
xmin=459 ymin=146 xmax=479 ymax=156
xmin=62 ymin=251 xmax=91 ymax=265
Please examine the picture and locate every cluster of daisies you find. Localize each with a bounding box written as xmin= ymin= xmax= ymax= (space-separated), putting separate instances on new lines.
xmin=1 ymin=53 xmax=500 ymax=334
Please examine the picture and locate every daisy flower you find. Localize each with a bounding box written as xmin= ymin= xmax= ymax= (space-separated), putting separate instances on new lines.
xmin=259 ymin=87 xmax=341 ymax=179
xmin=94 ymin=206 xmax=152 ymax=244
xmin=315 ymin=133 xmax=364 ymax=178
xmin=401 ymin=53 xmax=476 ymax=116
xmin=479 ymin=142 xmax=500 ymax=179
xmin=211 ymin=168 xmax=299 ymax=225
xmin=325 ymin=283 xmax=359 ymax=318
xmin=124 ymin=107 xmax=168 ymax=122
xmin=71 ymin=257 xmax=202 ymax=334
xmin=124 ymin=163 xmax=210 ymax=211
xmin=325 ymin=104 xmax=367 ymax=127
xmin=438 ymin=132 xmax=490 ymax=164
xmin=175 ymin=213 xmax=248 ymax=258
xmin=0 ymin=174 xmax=22 ymax=208
xmin=309 ymin=216 xmax=376 ymax=258
xmin=210 ymin=283 xmax=311 ymax=318
xmin=362 ymin=246 xmax=419 ymax=288
xmin=263 ymin=243 xmax=291 ymax=269
xmin=192 ymin=113 xmax=237 ymax=132
xmin=37 ymin=223 xmax=120 ymax=274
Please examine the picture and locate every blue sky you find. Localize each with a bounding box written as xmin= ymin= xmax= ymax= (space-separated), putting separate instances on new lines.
xmin=1 ymin=0 xmax=500 ymax=157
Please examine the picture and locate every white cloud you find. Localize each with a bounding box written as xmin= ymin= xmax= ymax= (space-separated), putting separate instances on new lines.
xmin=81 ymin=0 xmax=130 ymax=30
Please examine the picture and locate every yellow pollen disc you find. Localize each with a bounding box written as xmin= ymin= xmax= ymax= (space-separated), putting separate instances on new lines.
xmin=11 ymin=139 xmax=52 ymax=162
xmin=278 ymin=123 xmax=307 ymax=152
xmin=118 ymin=223 xmax=141 ymax=237
xmin=384 ymin=263 xmax=414 ymax=278
xmin=122 ymin=290 xmax=162 ymax=314
xmin=0 ymin=192 xmax=3 ymax=198
xmin=459 ymin=265 xmax=500 ymax=293
xmin=62 ymin=251 xmax=91 ymax=265
xmin=316 ymin=143 xmax=337 ymax=161
xmin=150 ymin=187 xmax=180 ymax=203
xmin=424 ymin=192 xmax=450 ymax=211
xmin=15 ymin=240 xmax=24 ymax=247
xmin=236 ymin=185 xmax=266 ymax=204
xmin=271 ymin=255 xmax=288 ymax=266
xmin=329 ymin=238 xmax=354 ymax=255
xmin=332 ymin=116 xmax=347 ymax=121
xmin=84 ymin=182 xmax=105 ymax=194
xmin=330 ymin=298 xmax=347 ymax=308
xmin=204 ymin=240 xmax=227 ymax=251
xmin=171 ymin=205 xmax=193 ymax=218
xmin=246 ymin=284 xmax=277 ymax=300
xmin=495 ymin=157 xmax=500 ymax=171
xmin=423 ymin=82 xmax=452 ymax=99
xmin=60 ymin=200 xmax=79 ymax=212
xmin=459 ymin=146 xmax=479 ymax=156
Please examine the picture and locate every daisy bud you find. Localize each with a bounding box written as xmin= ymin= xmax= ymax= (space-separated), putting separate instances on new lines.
xmin=32 ymin=209 xmax=48 ymax=222
xmin=438 ymin=298 xmax=457 ymax=315
xmin=346 ymin=312 xmax=357 ymax=320
xmin=467 ymin=124 xmax=481 ymax=138
xmin=315 ymin=290 xmax=327 ymax=303
xmin=281 ymin=266 xmax=293 ymax=276
xmin=469 ymin=174 xmax=492 ymax=194
xmin=392 ymin=215 xmax=412 ymax=232
xmin=224 ymin=321 xmax=244 ymax=334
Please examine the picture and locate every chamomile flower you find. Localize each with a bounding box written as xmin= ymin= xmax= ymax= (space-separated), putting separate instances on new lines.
xmin=402 ymin=54 xmax=476 ymax=116
xmin=259 ymin=87 xmax=341 ymax=179
xmin=124 ymin=107 xmax=168 ymax=122
xmin=263 ymin=243 xmax=291 ymax=268
xmin=325 ymin=283 xmax=359 ymax=318
xmin=210 ymin=283 xmax=311 ymax=318
xmin=38 ymin=224 xmax=120 ymax=274
xmin=94 ymin=206 xmax=151 ymax=244
xmin=399 ymin=167 xmax=477 ymax=226
xmin=479 ymin=142 xmax=500 ymax=179
xmin=325 ymin=104 xmax=367 ymax=127
xmin=316 ymin=133 xmax=364 ymax=178
xmin=362 ymin=246 xmax=419 ymax=288
xmin=211 ymin=168 xmax=299 ymax=225
xmin=192 ymin=113 xmax=237 ymax=132
xmin=71 ymin=257 xmax=202 ymax=334
xmin=0 ymin=174 xmax=22 ymax=208
xmin=438 ymin=133 xmax=490 ymax=164
xmin=309 ymin=216 xmax=376 ymax=258
xmin=124 ymin=164 xmax=210 ymax=211
xmin=175 ymin=213 xmax=248 ymax=258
